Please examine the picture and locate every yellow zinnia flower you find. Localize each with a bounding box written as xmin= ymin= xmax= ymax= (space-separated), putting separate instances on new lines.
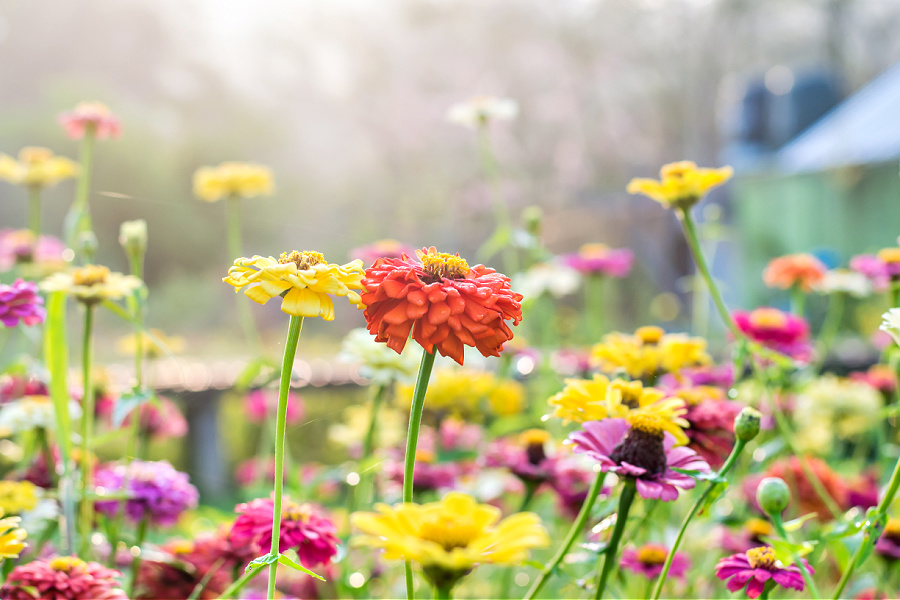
xmin=591 ymin=326 xmax=710 ymax=380
xmin=351 ymin=492 xmax=548 ymax=590
xmin=41 ymin=265 xmax=142 ymax=305
xmin=627 ymin=161 xmax=733 ymax=211
xmin=116 ymin=329 xmax=186 ymax=359
xmin=487 ymin=379 xmax=526 ymax=416
xmin=395 ymin=369 xmax=497 ymax=422
xmin=0 ymin=509 xmax=26 ymax=560
xmin=0 ymin=481 xmax=39 ymax=515
xmin=223 ymin=251 xmax=364 ymax=320
xmin=0 ymin=147 xmax=78 ymax=189
xmin=193 ymin=161 xmax=274 ymax=202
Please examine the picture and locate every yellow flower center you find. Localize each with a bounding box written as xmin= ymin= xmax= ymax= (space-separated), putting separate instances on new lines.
xmin=20 ymin=147 xmax=53 ymax=164
xmin=611 ymin=380 xmax=643 ymax=409
xmin=746 ymin=546 xmax=777 ymax=569
xmin=168 ymin=540 xmax=194 ymax=555
xmin=884 ymin=518 xmax=900 ymax=538
xmin=519 ymin=429 xmax=551 ymax=447
xmin=744 ymin=518 xmax=774 ymax=540
xmin=72 ymin=265 xmax=110 ymax=286
xmin=749 ymin=308 xmax=787 ymax=329
xmin=636 ymin=326 xmax=665 ymax=345
xmin=627 ymin=413 xmax=666 ymax=438
xmin=661 ymin=163 xmax=693 ymax=179
xmin=419 ymin=514 xmax=479 ymax=552
xmin=579 ymin=243 xmax=609 ymax=258
xmin=279 ymin=251 xmax=325 ymax=270
xmin=637 ymin=544 xmax=668 ymax=565
xmin=282 ymin=501 xmax=313 ymax=522
xmin=878 ymin=248 xmax=900 ymax=265
xmin=416 ymin=449 xmax=436 ymax=463
xmin=419 ymin=250 xmax=470 ymax=281
xmin=50 ymin=556 xmax=86 ymax=572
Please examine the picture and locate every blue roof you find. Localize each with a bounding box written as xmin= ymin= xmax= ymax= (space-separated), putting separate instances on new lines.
xmin=778 ymin=62 xmax=900 ymax=173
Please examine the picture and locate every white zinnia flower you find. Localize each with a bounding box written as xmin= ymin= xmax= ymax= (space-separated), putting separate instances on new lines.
xmin=815 ymin=269 xmax=871 ymax=297
xmin=338 ymin=328 xmax=420 ymax=385
xmin=514 ymin=262 xmax=582 ymax=299
xmin=880 ymin=308 xmax=900 ymax=346
xmin=0 ymin=396 xmax=81 ymax=435
xmin=447 ymin=96 xmax=519 ymax=129
xmin=18 ymin=498 xmax=59 ymax=535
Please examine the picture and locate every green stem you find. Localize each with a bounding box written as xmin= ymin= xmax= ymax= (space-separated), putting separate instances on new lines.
xmin=226 ymin=195 xmax=263 ymax=351
xmin=219 ymin=564 xmax=265 ymax=599
xmin=28 ymin=186 xmax=42 ymax=236
xmin=816 ymin=292 xmax=845 ymax=370
xmin=78 ymin=304 xmax=96 ymax=557
xmin=592 ymin=479 xmax=637 ymax=600
xmin=650 ymin=440 xmax=747 ymax=600
xmin=770 ymin=514 xmax=820 ymax=599
xmin=403 ymin=348 xmax=437 ymax=600
xmin=267 ymin=315 xmax=305 ymax=600
xmin=126 ymin=252 xmax=146 ymax=461
xmin=525 ymin=470 xmax=606 ymax=599
xmin=433 ymin=584 xmax=452 ymax=600
xmin=127 ymin=517 xmax=148 ymax=598
xmin=363 ymin=383 xmax=388 ymax=458
xmin=187 ymin=558 xmax=225 ymax=600
xmin=67 ymin=129 xmax=95 ymax=260
xmin=890 ymin=280 xmax=900 ymax=309
xmin=790 ymin=285 xmax=806 ymax=317
xmin=677 ymin=209 xmax=742 ymax=340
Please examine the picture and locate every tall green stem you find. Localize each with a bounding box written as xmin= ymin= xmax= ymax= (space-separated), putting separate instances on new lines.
xmin=226 ymin=195 xmax=263 ymax=351
xmin=127 ymin=517 xmax=148 ymax=598
xmin=790 ymin=286 xmax=806 ymax=318
xmin=585 ymin=274 xmax=606 ymax=343
xmin=78 ymin=303 xmax=96 ymax=557
xmin=770 ymin=514 xmax=820 ymax=599
xmin=650 ymin=440 xmax=746 ymax=600
xmin=525 ymin=470 xmax=606 ymax=599
xmin=126 ymin=252 xmax=146 ymax=461
xmin=66 ymin=130 xmax=96 ymax=261
xmin=219 ymin=564 xmax=265 ymax=599
xmin=267 ymin=315 xmax=304 ymax=600
xmin=592 ymin=480 xmax=636 ymax=600
xmin=28 ymin=186 xmax=42 ymax=236
xmin=403 ymin=348 xmax=437 ymax=600
xmin=677 ymin=209 xmax=742 ymax=339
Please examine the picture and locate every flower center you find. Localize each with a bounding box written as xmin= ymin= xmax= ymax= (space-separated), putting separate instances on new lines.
xmin=609 ymin=415 xmax=667 ymax=475
xmin=50 ymin=556 xmax=86 ymax=572
xmin=884 ymin=518 xmax=900 ymax=541
xmin=637 ymin=544 xmax=668 ymax=565
xmin=878 ymin=248 xmax=900 ymax=265
xmin=282 ymin=500 xmax=313 ymax=522
xmin=580 ymin=243 xmax=609 ymax=258
xmin=744 ymin=518 xmax=774 ymax=541
xmin=416 ymin=449 xmax=436 ymax=463
xmin=611 ymin=380 xmax=643 ymax=409
xmin=20 ymin=147 xmax=53 ymax=164
xmin=168 ymin=540 xmax=194 ymax=555
xmin=419 ymin=515 xmax=479 ymax=552
xmin=636 ymin=326 xmax=664 ymax=345
xmin=419 ymin=250 xmax=470 ymax=281
xmin=746 ymin=546 xmax=777 ymax=569
xmin=749 ymin=308 xmax=787 ymax=329
xmin=72 ymin=265 xmax=110 ymax=286
xmin=520 ymin=429 xmax=551 ymax=465
xmin=279 ymin=251 xmax=325 ymax=270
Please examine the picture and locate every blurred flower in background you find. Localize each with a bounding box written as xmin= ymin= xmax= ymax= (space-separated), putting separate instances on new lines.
xmin=0 ymin=279 xmax=46 ymax=328
xmin=447 ymin=95 xmax=518 ymax=128
xmin=58 ymin=101 xmax=122 ymax=140
xmin=350 ymin=239 xmax=415 ymax=266
xmin=339 ymin=327 xmax=420 ymax=385
xmin=792 ymin=375 xmax=882 ymax=455
xmin=0 ymin=230 xmax=67 ymax=275
xmin=733 ymin=307 xmax=812 ymax=361
xmin=192 ymin=161 xmax=274 ymax=202
xmin=627 ymin=161 xmax=733 ymax=211
xmin=41 ymin=264 xmax=142 ymax=305
xmin=763 ymin=253 xmax=827 ymax=292
xmin=244 ymin=388 xmax=304 ymax=425
xmin=561 ymin=243 xmax=634 ymax=278
xmin=0 ymin=147 xmax=78 ymax=189
xmin=513 ymin=261 xmax=581 ymax=299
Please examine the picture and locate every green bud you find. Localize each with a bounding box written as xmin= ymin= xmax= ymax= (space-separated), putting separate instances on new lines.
xmin=734 ymin=407 xmax=762 ymax=442
xmin=77 ymin=230 xmax=98 ymax=258
xmin=119 ymin=219 xmax=148 ymax=258
xmin=757 ymin=477 xmax=790 ymax=515
xmin=521 ymin=206 xmax=542 ymax=237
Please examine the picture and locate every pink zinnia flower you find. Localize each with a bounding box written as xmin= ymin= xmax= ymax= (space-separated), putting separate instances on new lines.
xmin=561 ymin=243 xmax=634 ymax=277
xmin=0 ymin=279 xmax=45 ymax=327
xmin=566 ymin=418 xmax=709 ymax=501
xmin=677 ymin=388 xmax=743 ymax=469
xmin=620 ymin=544 xmax=690 ymax=580
xmin=438 ymin=417 xmax=482 ymax=452
xmin=715 ymin=546 xmax=811 ymax=598
xmin=244 ymin=389 xmax=304 ymax=425
xmin=0 ymin=374 xmax=48 ymax=403
xmin=0 ymin=229 xmax=66 ymax=273
xmin=58 ymin=101 xmax=121 ymax=140
xmin=733 ymin=307 xmax=812 ymax=361
xmin=228 ymin=497 xmax=339 ymax=568
xmin=350 ymin=239 xmax=415 ymax=266
xmin=94 ymin=460 xmax=199 ymax=526
xmin=484 ymin=430 xmax=558 ymax=487
xmin=850 ymin=254 xmax=889 ymax=291
xmin=549 ymin=456 xmax=604 ymax=519
xmin=0 ymin=556 xmax=127 ymax=600
xmin=659 ymin=364 xmax=735 ymax=390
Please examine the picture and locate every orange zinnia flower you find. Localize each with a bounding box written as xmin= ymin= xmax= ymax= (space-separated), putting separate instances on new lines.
xmin=361 ymin=247 xmax=523 ymax=365
xmin=762 ymin=254 xmax=826 ymax=292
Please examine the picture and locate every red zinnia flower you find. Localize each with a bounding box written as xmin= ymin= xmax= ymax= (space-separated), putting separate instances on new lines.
xmin=361 ymin=247 xmax=523 ymax=365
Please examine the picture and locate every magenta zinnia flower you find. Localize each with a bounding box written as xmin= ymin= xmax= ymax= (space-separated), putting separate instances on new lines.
xmin=620 ymin=544 xmax=690 ymax=580
xmin=715 ymin=546 xmax=811 ymax=598
xmin=0 ymin=556 xmax=127 ymax=600
xmin=0 ymin=279 xmax=45 ymax=327
xmin=850 ymin=254 xmax=889 ymax=291
xmin=350 ymin=239 xmax=415 ymax=266
xmin=244 ymin=388 xmax=304 ymax=425
xmin=567 ymin=418 xmax=709 ymax=501
xmin=548 ymin=456 xmax=602 ymax=519
xmin=94 ymin=460 xmax=198 ymax=526
xmin=562 ymin=243 xmax=634 ymax=277
xmin=228 ymin=497 xmax=339 ymax=568
xmin=733 ymin=307 xmax=812 ymax=361
xmin=0 ymin=229 xmax=66 ymax=273
xmin=484 ymin=430 xmax=558 ymax=487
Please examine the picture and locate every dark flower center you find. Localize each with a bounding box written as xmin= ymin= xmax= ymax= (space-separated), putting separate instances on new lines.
xmin=609 ymin=427 xmax=667 ymax=476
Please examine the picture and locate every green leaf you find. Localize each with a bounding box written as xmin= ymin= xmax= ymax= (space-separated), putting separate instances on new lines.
xmin=761 ymin=537 xmax=815 ymax=565
xmin=277 ymin=554 xmax=325 ymax=581
xmin=234 ymin=357 xmax=278 ymax=392
xmin=698 ymin=481 xmax=729 ymax=515
xmin=246 ymin=553 xmax=279 ymax=571
xmin=43 ymin=292 xmax=72 ymax=463
xmin=111 ymin=389 xmax=158 ymax=429
xmin=671 ymin=468 xmax=726 ymax=484
xmin=522 ymin=560 xmax=545 ymax=571
xmin=783 ymin=513 xmax=818 ymax=533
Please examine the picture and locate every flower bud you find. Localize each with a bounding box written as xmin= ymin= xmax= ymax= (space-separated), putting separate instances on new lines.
xmin=522 ymin=206 xmax=542 ymax=237
xmin=119 ymin=219 xmax=148 ymax=258
xmin=733 ymin=407 xmax=761 ymax=442
xmin=77 ymin=230 xmax=98 ymax=259
xmin=756 ymin=477 xmax=790 ymax=515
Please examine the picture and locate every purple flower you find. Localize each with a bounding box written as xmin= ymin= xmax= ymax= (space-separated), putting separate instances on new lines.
xmin=0 ymin=279 xmax=45 ymax=327
xmin=566 ymin=418 xmax=709 ymax=501
xmin=715 ymin=546 xmax=811 ymax=599
xmin=484 ymin=430 xmax=558 ymax=486
xmin=620 ymin=544 xmax=690 ymax=580
xmin=875 ymin=518 xmax=900 ymax=561
xmin=94 ymin=460 xmax=199 ymax=526
xmin=548 ymin=456 xmax=603 ymax=519
xmin=561 ymin=244 xmax=634 ymax=277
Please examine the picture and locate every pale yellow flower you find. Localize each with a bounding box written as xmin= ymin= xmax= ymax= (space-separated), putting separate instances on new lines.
xmin=395 ymin=369 xmax=496 ymax=421
xmin=41 ymin=265 xmax=142 ymax=305
xmin=0 ymin=481 xmax=39 ymax=515
xmin=0 ymin=509 xmax=26 ymax=560
xmin=793 ymin=375 xmax=882 ymax=455
xmin=591 ymin=326 xmax=710 ymax=380
xmin=488 ymin=379 xmax=526 ymax=416
xmin=328 ymin=404 xmax=406 ymax=450
xmin=627 ymin=161 xmax=733 ymax=210
xmin=193 ymin=161 xmax=274 ymax=202
xmin=0 ymin=147 xmax=78 ymax=189
xmin=116 ymin=329 xmax=186 ymax=359
xmin=223 ymin=251 xmax=364 ymax=320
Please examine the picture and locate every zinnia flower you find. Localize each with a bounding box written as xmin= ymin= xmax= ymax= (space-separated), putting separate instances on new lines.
xmin=763 ymin=253 xmax=827 ymax=292
xmin=244 ymin=388 xmax=304 ymax=425
xmin=384 ymin=449 xmax=460 ymax=493
xmin=875 ymin=518 xmax=900 ymax=561
xmin=880 ymin=308 xmax=900 ymax=347
xmin=58 ymin=102 xmax=122 ymax=140
xmin=193 ymin=161 xmax=274 ymax=202
xmin=223 ymin=251 xmax=364 ymax=320
xmin=0 ymin=395 xmax=81 ymax=436
xmin=395 ymin=368 xmax=511 ymax=423
xmin=339 ymin=327 xmax=420 ymax=385
xmin=548 ymin=456 xmax=600 ymax=519
xmin=715 ymin=546 xmax=811 ymax=599
xmin=351 ymin=491 xmax=548 ymax=591
xmin=566 ymin=416 xmax=709 ymax=501
xmin=94 ymin=460 xmax=199 ymax=526
xmin=590 ymin=326 xmax=711 ymax=381
xmin=484 ymin=429 xmax=558 ymax=487
xmin=361 ymin=247 xmax=523 ymax=365
xmin=733 ymin=308 xmax=812 ymax=361
xmin=627 ymin=161 xmax=733 ymax=211
xmin=620 ymin=544 xmax=689 ymax=580
xmin=0 ymin=279 xmax=45 ymax=327
xmin=849 ymin=364 xmax=897 ymax=395
xmin=513 ymin=261 xmax=581 ymax=299
xmin=229 ymin=497 xmax=339 ymax=568
xmin=0 ymin=508 xmax=26 ymax=560
xmin=850 ymin=254 xmax=888 ymax=291
xmin=1 ymin=556 xmax=127 ymax=600
xmin=41 ymin=264 xmax=141 ymax=305
xmin=0 ymin=481 xmax=39 ymax=515
xmin=877 ymin=246 xmax=900 ymax=278
xmin=792 ymin=375 xmax=882 ymax=455
xmin=720 ymin=518 xmax=775 ymax=554
xmin=562 ymin=243 xmax=634 ymax=277
xmin=815 ymin=269 xmax=871 ymax=297
xmin=0 ymin=229 xmax=66 ymax=275
xmin=447 ymin=96 xmax=519 ymax=128
xmin=350 ymin=239 xmax=415 ymax=265
xmin=675 ymin=386 xmax=743 ymax=468
xmin=0 ymin=147 xmax=78 ymax=189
